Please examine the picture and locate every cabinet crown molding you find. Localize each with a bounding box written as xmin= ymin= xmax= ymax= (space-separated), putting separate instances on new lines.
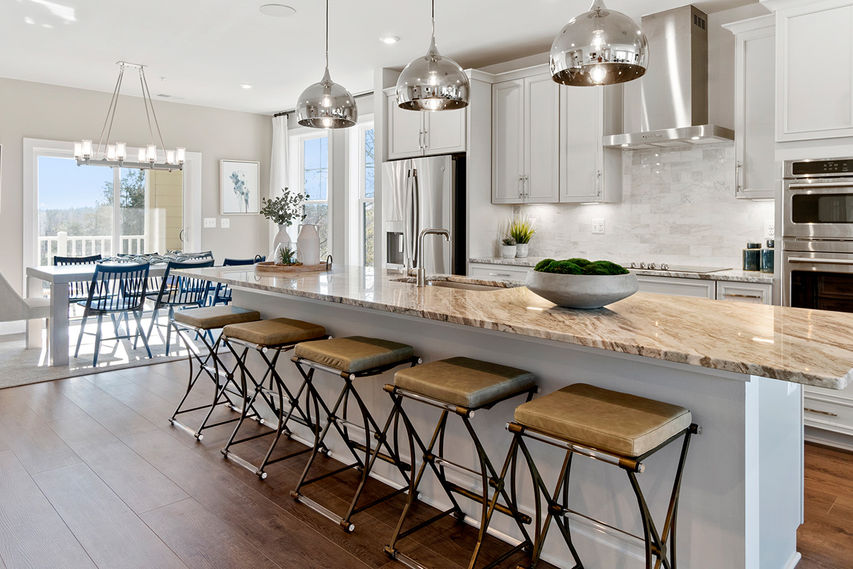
xmin=722 ymin=14 xmax=775 ymax=34
xmin=762 ymin=0 xmax=853 ymax=11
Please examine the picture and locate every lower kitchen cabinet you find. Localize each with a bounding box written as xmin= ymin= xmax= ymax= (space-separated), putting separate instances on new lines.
xmin=716 ymin=281 xmax=773 ymax=304
xmin=636 ymin=276 xmax=716 ymax=299
xmin=468 ymin=262 xmax=531 ymax=282
xmin=804 ymin=384 xmax=853 ymax=449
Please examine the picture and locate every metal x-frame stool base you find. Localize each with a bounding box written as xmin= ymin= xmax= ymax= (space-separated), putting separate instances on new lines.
xmin=383 ymin=385 xmax=538 ymax=569
xmin=504 ymin=422 xmax=701 ymax=569
xmin=169 ymin=320 xmax=262 ymax=441
xmin=220 ymin=337 xmax=327 ymax=480
xmin=289 ymin=356 xmax=421 ymax=533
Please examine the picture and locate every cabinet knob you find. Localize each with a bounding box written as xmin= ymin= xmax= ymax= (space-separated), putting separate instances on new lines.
xmin=735 ymin=162 xmax=743 ymax=193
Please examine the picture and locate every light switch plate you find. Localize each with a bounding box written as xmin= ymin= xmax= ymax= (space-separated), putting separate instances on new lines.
xmin=220 ymin=218 xmax=230 ymax=229
xmin=203 ymin=217 xmax=216 ymax=228
xmin=592 ymin=218 xmax=605 ymax=235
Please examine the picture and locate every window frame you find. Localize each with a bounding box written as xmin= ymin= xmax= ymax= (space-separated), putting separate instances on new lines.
xmin=357 ymin=121 xmax=375 ymax=268
xmin=291 ymin=129 xmax=332 ymax=258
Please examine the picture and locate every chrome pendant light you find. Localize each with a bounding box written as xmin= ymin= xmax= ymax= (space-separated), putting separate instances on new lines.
xmin=296 ymin=0 xmax=357 ymax=129
xmin=396 ymin=0 xmax=469 ymax=111
xmin=550 ymin=0 xmax=648 ymax=87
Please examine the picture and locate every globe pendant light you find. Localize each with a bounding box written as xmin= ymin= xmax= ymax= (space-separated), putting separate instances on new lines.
xmin=296 ymin=0 xmax=357 ymax=129
xmin=550 ymin=0 xmax=648 ymax=87
xmin=396 ymin=0 xmax=469 ymax=111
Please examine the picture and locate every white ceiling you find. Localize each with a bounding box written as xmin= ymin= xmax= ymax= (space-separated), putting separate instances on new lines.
xmin=1 ymin=0 xmax=755 ymax=115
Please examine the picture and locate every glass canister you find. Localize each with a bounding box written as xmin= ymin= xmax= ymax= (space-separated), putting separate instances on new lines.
xmin=761 ymin=239 xmax=775 ymax=273
xmin=743 ymin=242 xmax=761 ymax=271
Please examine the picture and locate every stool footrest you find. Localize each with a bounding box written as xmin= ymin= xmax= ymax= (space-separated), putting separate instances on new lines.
xmin=291 ymin=491 xmax=356 ymax=533
xmin=445 ymin=481 xmax=531 ymax=525
xmin=351 ymin=442 xmax=411 ymax=470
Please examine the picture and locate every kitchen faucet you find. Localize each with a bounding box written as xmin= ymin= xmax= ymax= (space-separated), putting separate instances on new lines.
xmin=416 ymin=228 xmax=451 ymax=287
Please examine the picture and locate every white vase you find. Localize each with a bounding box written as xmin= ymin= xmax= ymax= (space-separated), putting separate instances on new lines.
xmin=270 ymin=225 xmax=291 ymax=263
xmin=516 ymin=243 xmax=529 ymax=258
xmin=500 ymin=245 xmax=517 ymax=259
xmin=297 ymin=224 xmax=321 ymax=266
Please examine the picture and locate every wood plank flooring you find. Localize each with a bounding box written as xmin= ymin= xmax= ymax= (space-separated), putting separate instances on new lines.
xmin=0 ymin=360 xmax=849 ymax=569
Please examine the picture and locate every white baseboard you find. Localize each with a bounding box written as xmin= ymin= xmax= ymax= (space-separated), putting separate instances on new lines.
xmin=784 ymin=552 xmax=802 ymax=569
xmin=805 ymin=427 xmax=853 ymax=452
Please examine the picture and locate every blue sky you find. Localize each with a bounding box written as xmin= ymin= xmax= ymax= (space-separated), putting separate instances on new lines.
xmin=38 ymin=156 xmax=112 ymax=209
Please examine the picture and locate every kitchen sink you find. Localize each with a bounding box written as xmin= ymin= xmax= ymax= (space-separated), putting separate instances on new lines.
xmin=391 ymin=276 xmax=511 ymax=292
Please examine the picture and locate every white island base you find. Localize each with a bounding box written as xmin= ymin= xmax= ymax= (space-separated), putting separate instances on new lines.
xmin=231 ymin=288 xmax=803 ymax=569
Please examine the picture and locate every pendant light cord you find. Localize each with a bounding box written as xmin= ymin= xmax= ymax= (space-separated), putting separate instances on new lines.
xmin=431 ymin=0 xmax=435 ymax=38
xmin=325 ymin=0 xmax=329 ymax=69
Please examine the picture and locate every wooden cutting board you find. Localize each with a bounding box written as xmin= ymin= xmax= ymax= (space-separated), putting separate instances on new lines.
xmin=254 ymin=262 xmax=330 ymax=274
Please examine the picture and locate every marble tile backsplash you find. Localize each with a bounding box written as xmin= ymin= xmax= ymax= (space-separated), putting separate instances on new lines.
xmin=520 ymin=145 xmax=775 ymax=269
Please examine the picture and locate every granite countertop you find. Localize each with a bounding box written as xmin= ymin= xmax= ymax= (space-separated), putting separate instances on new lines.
xmin=469 ymin=257 xmax=774 ymax=284
xmin=175 ymin=265 xmax=851 ymax=389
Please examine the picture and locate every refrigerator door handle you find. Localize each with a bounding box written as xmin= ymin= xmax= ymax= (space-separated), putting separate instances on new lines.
xmin=404 ymin=168 xmax=413 ymax=271
xmin=412 ymin=169 xmax=421 ymax=267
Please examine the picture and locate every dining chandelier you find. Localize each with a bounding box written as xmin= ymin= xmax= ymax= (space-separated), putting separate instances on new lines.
xmin=74 ymin=61 xmax=185 ymax=171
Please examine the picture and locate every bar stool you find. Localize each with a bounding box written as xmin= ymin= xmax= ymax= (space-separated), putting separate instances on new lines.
xmin=290 ymin=336 xmax=421 ymax=532
xmin=503 ymin=384 xmax=699 ymax=569
xmin=383 ymin=357 xmax=538 ymax=569
xmin=169 ymin=305 xmax=261 ymax=441
xmin=220 ymin=317 xmax=328 ymax=479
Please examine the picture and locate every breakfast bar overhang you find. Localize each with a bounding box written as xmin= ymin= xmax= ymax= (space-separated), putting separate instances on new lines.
xmin=174 ymin=265 xmax=853 ymax=569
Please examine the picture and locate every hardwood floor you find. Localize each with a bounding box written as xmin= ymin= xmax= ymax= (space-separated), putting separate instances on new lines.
xmin=0 ymin=360 xmax=849 ymax=569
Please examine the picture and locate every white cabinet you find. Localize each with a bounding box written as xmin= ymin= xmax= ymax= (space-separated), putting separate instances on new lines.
xmin=385 ymin=90 xmax=466 ymax=160
xmin=492 ymin=73 xmax=560 ymax=204
xmin=716 ymin=281 xmax=773 ymax=304
xmin=636 ymin=276 xmax=716 ymax=299
xmin=804 ymin=384 xmax=853 ymax=445
xmin=468 ymin=262 xmax=531 ymax=282
xmin=560 ymin=85 xmax=622 ymax=203
xmin=772 ymin=0 xmax=853 ymax=141
xmin=725 ymin=15 xmax=776 ymax=200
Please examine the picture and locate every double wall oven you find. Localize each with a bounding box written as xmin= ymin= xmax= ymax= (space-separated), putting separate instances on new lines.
xmin=783 ymin=158 xmax=853 ymax=313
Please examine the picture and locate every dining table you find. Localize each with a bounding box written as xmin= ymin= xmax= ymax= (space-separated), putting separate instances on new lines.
xmin=26 ymin=263 xmax=169 ymax=366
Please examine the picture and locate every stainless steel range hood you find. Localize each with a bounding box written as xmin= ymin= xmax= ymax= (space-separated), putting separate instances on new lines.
xmin=602 ymin=5 xmax=734 ymax=149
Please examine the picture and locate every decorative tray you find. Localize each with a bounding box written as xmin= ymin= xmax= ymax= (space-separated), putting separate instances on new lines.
xmin=254 ymin=261 xmax=331 ymax=274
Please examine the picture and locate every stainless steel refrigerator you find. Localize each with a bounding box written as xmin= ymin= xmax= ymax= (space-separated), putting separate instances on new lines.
xmin=382 ymin=155 xmax=465 ymax=275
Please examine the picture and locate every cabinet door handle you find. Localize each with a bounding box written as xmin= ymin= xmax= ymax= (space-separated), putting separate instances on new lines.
xmin=518 ymin=176 xmax=524 ymax=199
xmin=804 ymin=407 xmax=839 ymax=418
xmin=424 ymin=129 xmax=429 ymax=150
xmin=723 ymin=293 xmax=763 ymax=299
xmin=596 ymin=170 xmax=602 ymax=196
xmin=488 ymin=272 xmax=513 ymax=278
xmin=736 ymin=161 xmax=743 ymax=194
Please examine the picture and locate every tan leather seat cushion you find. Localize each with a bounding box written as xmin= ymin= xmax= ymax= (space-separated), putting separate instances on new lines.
xmin=394 ymin=357 xmax=536 ymax=409
xmin=514 ymin=384 xmax=692 ymax=457
xmin=223 ymin=318 xmax=326 ymax=347
xmin=173 ymin=306 xmax=260 ymax=330
xmin=295 ymin=336 xmax=414 ymax=374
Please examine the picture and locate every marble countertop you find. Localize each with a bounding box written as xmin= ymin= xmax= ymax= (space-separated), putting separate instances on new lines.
xmin=174 ymin=266 xmax=851 ymax=390
xmin=469 ymin=257 xmax=774 ymax=284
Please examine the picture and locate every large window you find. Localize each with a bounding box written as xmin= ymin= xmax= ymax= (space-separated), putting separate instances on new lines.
xmin=359 ymin=126 xmax=375 ymax=267
xmin=301 ymin=135 xmax=330 ymax=259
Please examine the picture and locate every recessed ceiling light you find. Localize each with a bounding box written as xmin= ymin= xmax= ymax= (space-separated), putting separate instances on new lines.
xmin=380 ymin=35 xmax=400 ymax=45
xmin=240 ymin=84 xmax=253 ymax=90
xmin=24 ymin=16 xmax=35 ymax=24
xmin=259 ymin=3 xmax=296 ymax=17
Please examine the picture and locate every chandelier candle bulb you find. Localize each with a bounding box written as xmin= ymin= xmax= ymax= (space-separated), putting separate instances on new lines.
xmin=73 ymin=142 xmax=82 ymax=159
xmin=106 ymin=144 xmax=117 ymax=161
xmin=138 ymin=148 xmax=146 ymax=162
xmin=81 ymin=139 xmax=92 ymax=158
xmin=166 ymin=150 xmax=176 ymax=164
xmin=146 ymin=144 xmax=157 ymax=163
xmin=115 ymin=142 xmax=126 ymax=160
xmin=176 ymin=147 xmax=186 ymax=164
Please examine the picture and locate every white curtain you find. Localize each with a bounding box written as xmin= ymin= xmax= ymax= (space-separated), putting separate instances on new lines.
xmin=269 ymin=114 xmax=289 ymax=198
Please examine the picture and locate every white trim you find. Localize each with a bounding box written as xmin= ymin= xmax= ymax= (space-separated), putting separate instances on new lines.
xmin=289 ymin=128 xmax=332 ymax=256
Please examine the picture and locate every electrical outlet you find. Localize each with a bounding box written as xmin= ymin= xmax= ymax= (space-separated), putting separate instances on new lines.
xmin=592 ymin=218 xmax=605 ymax=235
xmin=220 ymin=218 xmax=230 ymax=229
xmin=765 ymin=220 xmax=775 ymax=238
xmin=203 ymin=218 xmax=216 ymax=228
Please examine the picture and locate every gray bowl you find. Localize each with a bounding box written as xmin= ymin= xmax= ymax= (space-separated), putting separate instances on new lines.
xmin=526 ymin=270 xmax=639 ymax=309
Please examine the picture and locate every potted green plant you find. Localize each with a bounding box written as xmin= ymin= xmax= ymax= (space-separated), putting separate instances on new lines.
xmin=508 ymin=216 xmax=535 ymax=258
xmin=500 ymin=236 xmax=517 ymax=259
xmin=260 ymin=188 xmax=307 ymax=259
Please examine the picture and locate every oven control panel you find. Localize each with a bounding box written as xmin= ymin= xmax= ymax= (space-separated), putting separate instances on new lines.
xmin=789 ymin=158 xmax=853 ymax=177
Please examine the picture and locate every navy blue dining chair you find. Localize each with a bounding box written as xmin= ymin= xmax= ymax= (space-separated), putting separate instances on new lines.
xmin=54 ymin=254 xmax=103 ymax=304
xmin=210 ymin=255 xmax=265 ymax=306
xmin=74 ymin=262 xmax=151 ymax=366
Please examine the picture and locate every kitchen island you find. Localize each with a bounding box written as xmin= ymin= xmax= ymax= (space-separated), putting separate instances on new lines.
xmin=175 ymin=265 xmax=853 ymax=569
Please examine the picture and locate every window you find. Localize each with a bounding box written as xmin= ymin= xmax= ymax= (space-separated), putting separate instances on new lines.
xmin=301 ymin=135 xmax=330 ymax=259
xmin=360 ymin=126 xmax=375 ymax=267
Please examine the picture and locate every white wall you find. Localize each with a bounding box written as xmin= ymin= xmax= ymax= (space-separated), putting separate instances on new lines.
xmin=0 ymin=77 xmax=271 ymax=293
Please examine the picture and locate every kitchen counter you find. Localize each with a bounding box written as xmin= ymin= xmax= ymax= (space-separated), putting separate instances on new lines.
xmin=470 ymin=256 xmax=775 ymax=284
xmin=176 ymin=266 xmax=847 ymax=389
xmin=174 ymin=264 xmax=815 ymax=569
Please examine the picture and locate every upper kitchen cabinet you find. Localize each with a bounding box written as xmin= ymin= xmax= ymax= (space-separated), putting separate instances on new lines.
xmin=725 ymin=15 xmax=776 ymax=200
xmin=385 ymin=89 xmax=467 ymax=160
xmin=492 ymin=69 xmax=560 ymax=204
xmin=560 ymin=85 xmax=623 ymax=203
xmin=771 ymin=0 xmax=853 ymax=141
